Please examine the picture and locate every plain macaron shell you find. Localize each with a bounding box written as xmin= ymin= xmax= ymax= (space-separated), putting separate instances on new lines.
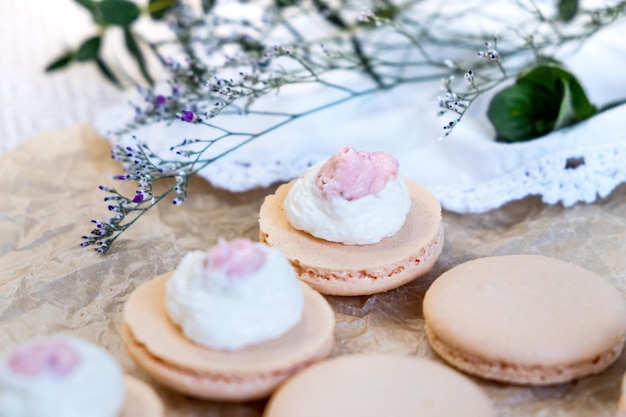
xmin=264 ymin=354 xmax=496 ymax=417
xmin=423 ymin=255 xmax=626 ymax=385
xmin=119 ymin=375 xmax=164 ymax=417
xmin=619 ymin=372 xmax=626 ymax=413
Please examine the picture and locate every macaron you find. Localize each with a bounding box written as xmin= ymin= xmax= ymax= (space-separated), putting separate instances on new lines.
xmin=423 ymin=255 xmax=626 ymax=385
xmin=617 ymin=372 xmax=626 ymax=413
xmin=122 ymin=273 xmax=335 ymax=401
xmin=259 ymin=178 xmax=443 ymax=296
xmin=264 ymin=354 xmax=496 ymax=417
xmin=121 ymin=375 xmax=164 ymax=417
xmin=0 ymin=335 xmax=163 ymax=417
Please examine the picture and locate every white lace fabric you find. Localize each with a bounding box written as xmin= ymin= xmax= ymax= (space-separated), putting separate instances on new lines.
xmin=427 ymin=106 xmax=626 ymax=212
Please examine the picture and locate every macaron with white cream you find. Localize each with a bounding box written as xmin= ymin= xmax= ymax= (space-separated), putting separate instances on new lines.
xmin=122 ymin=238 xmax=335 ymax=401
xmin=259 ymin=146 xmax=444 ymax=296
xmin=0 ymin=335 xmax=163 ymax=417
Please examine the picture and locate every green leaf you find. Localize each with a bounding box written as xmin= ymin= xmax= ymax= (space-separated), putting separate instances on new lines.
xmin=96 ymin=57 xmax=122 ymax=87
xmin=274 ymin=0 xmax=290 ymax=7
xmin=75 ymin=36 xmax=101 ymax=62
xmin=558 ymin=0 xmax=578 ymax=22
xmin=488 ymin=64 xmax=596 ymax=143
xmin=488 ymin=83 xmax=558 ymax=143
xmin=561 ymin=71 xmax=597 ymax=121
xmin=148 ymin=0 xmax=177 ymax=20
xmin=520 ymin=65 xmax=596 ymax=121
xmin=373 ymin=5 xmax=397 ymax=20
xmin=554 ymin=79 xmax=575 ymax=130
xmin=74 ymin=0 xmax=97 ymax=13
xmin=93 ymin=0 xmax=141 ymax=26
xmin=312 ymin=0 xmax=346 ymax=29
xmin=357 ymin=5 xmax=398 ymax=27
xmin=123 ymin=27 xmax=154 ymax=85
xmin=201 ymin=0 xmax=215 ymax=14
xmin=45 ymin=51 xmax=75 ymax=72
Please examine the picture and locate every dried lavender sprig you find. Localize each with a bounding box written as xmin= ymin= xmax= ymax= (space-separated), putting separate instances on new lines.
xmin=81 ymin=140 xmax=191 ymax=253
xmin=437 ymin=39 xmax=508 ymax=140
xmin=85 ymin=60 xmax=447 ymax=254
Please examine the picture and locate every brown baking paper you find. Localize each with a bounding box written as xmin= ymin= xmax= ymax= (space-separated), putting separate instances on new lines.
xmin=1 ymin=124 xmax=626 ymax=416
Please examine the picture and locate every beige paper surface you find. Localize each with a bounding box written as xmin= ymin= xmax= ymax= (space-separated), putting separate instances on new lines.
xmin=1 ymin=125 xmax=626 ymax=416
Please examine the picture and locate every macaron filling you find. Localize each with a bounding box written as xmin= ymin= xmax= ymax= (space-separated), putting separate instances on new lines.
xmin=165 ymin=238 xmax=304 ymax=351
xmin=283 ymin=146 xmax=411 ymax=245
xmin=0 ymin=335 xmax=124 ymax=417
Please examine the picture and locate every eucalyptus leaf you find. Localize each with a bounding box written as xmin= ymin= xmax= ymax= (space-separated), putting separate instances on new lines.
xmin=148 ymin=0 xmax=177 ymax=20
xmin=93 ymin=0 xmax=141 ymax=26
xmin=123 ymin=27 xmax=154 ymax=85
xmin=75 ymin=36 xmax=101 ymax=62
xmin=558 ymin=0 xmax=578 ymax=22
xmin=45 ymin=52 xmax=75 ymax=72
xmin=488 ymin=64 xmax=596 ymax=143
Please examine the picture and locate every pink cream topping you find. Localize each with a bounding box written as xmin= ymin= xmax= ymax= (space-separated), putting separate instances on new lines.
xmin=314 ymin=146 xmax=399 ymax=201
xmin=7 ymin=340 xmax=81 ymax=378
xmin=203 ymin=238 xmax=267 ymax=279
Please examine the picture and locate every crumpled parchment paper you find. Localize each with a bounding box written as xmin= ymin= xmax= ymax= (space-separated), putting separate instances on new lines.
xmin=1 ymin=125 xmax=626 ymax=416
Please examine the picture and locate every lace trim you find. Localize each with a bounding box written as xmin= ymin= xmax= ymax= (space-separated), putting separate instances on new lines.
xmin=430 ymin=142 xmax=626 ymax=212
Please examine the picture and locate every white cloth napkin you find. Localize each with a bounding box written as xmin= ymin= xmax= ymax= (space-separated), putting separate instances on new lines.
xmin=94 ymin=2 xmax=626 ymax=213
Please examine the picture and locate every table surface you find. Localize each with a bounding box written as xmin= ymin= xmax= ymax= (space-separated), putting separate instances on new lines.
xmin=2 ymin=124 xmax=626 ymax=416
xmin=3 ymin=1 xmax=626 ymax=415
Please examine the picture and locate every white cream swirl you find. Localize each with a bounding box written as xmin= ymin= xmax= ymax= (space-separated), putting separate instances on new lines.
xmin=284 ymin=161 xmax=411 ymax=245
xmin=0 ymin=335 xmax=124 ymax=417
xmin=165 ymin=239 xmax=304 ymax=351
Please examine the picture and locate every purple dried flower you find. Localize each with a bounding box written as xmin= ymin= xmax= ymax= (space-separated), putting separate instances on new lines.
xmin=181 ymin=110 xmax=195 ymax=122
xmin=133 ymin=192 xmax=144 ymax=204
xmin=154 ymin=95 xmax=167 ymax=105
